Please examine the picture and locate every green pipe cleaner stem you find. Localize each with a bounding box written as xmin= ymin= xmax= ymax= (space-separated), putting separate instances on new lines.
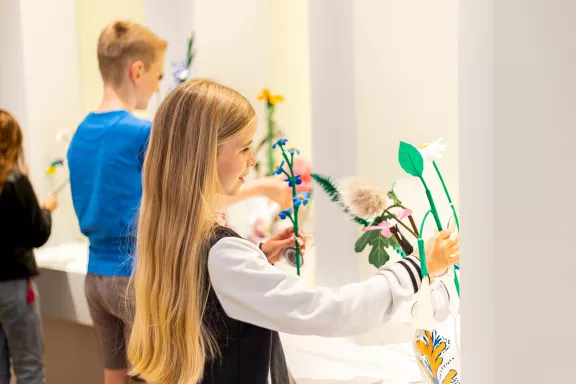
xmin=279 ymin=144 xmax=301 ymax=275
xmin=267 ymin=104 xmax=275 ymax=176
xmin=419 ymin=177 xmax=443 ymax=231
xmin=419 ymin=208 xmax=460 ymax=297
xmin=431 ymin=160 xmax=460 ymax=296
xmin=432 ymin=160 xmax=460 ymax=231
xmin=52 ymin=178 xmax=69 ymax=196
xmin=417 ymin=238 xmax=429 ymax=278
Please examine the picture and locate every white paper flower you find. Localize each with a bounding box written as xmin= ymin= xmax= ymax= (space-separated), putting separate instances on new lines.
xmin=419 ymin=137 xmax=447 ymax=161
xmin=56 ymin=129 xmax=70 ymax=143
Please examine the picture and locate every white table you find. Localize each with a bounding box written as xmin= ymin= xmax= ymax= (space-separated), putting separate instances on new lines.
xmin=35 ymin=242 xmax=424 ymax=384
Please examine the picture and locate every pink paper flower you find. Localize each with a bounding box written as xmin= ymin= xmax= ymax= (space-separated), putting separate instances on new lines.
xmin=362 ymin=221 xmax=394 ymax=238
xmin=291 ymin=157 xmax=312 ymax=194
xmin=396 ymin=208 xmax=413 ymax=220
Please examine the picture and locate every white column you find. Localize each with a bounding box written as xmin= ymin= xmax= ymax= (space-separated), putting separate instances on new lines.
xmin=145 ymin=0 xmax=194 ymax=115
xmin=308 ymin=0 xmax=360 ymax=287
xmin=461 ymin=1 xmax=576 ymax=382
xmin=0 ymin=0 xmax=29 ymax=147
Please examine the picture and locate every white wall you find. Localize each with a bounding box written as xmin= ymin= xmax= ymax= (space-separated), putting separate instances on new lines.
xmin=0 ymin=0 xmax=29 ymax=146
xmin=76 ymin=0 xmax=146 ymax=116
xmin=269 ymin=0 xmax=311 ymax=162
xmin=353 ymin=0 xmax=459 ymax=277
xmin=1 ymin=0 xmax=85 ymax=246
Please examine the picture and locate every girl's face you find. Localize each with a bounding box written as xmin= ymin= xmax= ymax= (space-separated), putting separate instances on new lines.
xmin=216 ymin=123 xmax=257 ymax=196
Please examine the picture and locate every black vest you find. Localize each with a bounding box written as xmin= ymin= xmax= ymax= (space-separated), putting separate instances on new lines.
xmin=201 ymin=226 xmax=291 ymax=384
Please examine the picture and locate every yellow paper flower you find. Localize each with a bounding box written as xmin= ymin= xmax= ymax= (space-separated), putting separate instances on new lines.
xmin=269 ymin=95 xmax=284 ymax=105
xmin=257 ymin=89 xmax=284 ymax=105
xmin=45 ymin=166 xmax=57 ymax=175
xmin=257 ymin=89 xmax=271 ymax=101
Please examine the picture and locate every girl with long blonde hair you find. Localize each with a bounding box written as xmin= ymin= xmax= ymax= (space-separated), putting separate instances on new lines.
xmin=128 ymin=79 xmax=459 ymax=384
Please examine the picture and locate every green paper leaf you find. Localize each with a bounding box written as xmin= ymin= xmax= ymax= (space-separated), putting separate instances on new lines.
xmin=398 ymin=141 xmax=424 ymax=177
xmin=386 ymin=188 xmax=402 ymax=206
xmin=387 ymin=233 xmax=400 ymax=249
xmin=368 ymin=243 xmax=391 ymax=269
xmin=355 ymin=229 xmax=378 ymax=252
xmin=356 ymin=228 xmax=395 ymax=268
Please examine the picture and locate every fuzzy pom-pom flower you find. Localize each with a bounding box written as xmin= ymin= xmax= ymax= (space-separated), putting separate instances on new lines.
xmin=340 ymin=178 xmax=388 ymax=219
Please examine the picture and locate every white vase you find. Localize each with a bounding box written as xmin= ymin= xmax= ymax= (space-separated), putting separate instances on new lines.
xmin=411 ymin=274 xmax=461 ymax=384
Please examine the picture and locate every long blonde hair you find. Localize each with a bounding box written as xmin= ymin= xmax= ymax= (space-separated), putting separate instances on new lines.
xmin=128 ymin=79 xmax=256 ymax=383
xmin=0 ymin=109 xmax=28 ymax=193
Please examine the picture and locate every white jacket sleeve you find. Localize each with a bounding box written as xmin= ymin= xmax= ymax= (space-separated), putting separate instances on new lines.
xmin=208 ymin=237 xmax=423 ymax=337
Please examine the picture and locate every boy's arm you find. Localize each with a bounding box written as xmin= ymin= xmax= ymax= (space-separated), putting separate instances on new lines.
xmin=216 ymin=176 xmax=293 ymax=210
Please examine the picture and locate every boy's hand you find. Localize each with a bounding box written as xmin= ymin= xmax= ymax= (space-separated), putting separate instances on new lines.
xmin=424 ymin=229 xmax=459 ymax=275
xmin=42 ymin=195 xmax=59 ymax=212
xmin=261 ymin=227 xmax=306 ymax=264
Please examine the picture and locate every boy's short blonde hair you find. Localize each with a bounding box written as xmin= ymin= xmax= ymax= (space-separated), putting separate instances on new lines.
xmin=97 ymin=20 xmax=167 ymax=88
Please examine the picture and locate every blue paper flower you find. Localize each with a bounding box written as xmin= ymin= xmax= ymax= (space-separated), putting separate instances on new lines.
xmin=272 ymin=138 xmax=288 ymax=149
xmin=279 ymin=208 xmax=293 ymax=220
xmin=293 ymin=192 xmax=310 ymax=207
xmin=273 ymin=161 xmax=285 ymax=175
xmin=172 ymin=63 xmax=189 ymax=84
xmin=284 ymin=174 xmax=302 ymax=187
xmin=287 ymin=147 xmax=300 ymax=155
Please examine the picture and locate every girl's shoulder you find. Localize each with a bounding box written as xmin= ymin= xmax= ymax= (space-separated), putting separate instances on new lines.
xmin=210 ymin=225 xmax=241 ymax=246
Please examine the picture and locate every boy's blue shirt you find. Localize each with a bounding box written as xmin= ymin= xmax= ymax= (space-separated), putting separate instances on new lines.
xmin=67 ymin=110 xmax=151 ymax=276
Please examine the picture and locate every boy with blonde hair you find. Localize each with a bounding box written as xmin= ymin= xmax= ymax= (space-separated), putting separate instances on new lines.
xmin=67 ymin=20 xmax=167 ymax=384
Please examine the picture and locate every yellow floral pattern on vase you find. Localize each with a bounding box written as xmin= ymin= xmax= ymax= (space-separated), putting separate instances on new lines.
xmin=413 ymin=329 xmax=459 ymax=384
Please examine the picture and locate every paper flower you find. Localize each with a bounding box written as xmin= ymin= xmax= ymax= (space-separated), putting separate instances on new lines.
xmin=341 ymin=178 xmax=387 ymax=219
xmin=362 ymin=221 xmax=394 ymax=238
xmin=293 ymin=192 xmax=310 ymax=207
xmin=258 ymin=89 xmax=285 ymax=105
xmin=419 ymin=137 xmax=447 ymax=161
xmin=46 ymin=159 xmax=64 ymax=175
xmin=279 ymin=208 xmax=293 ymax=220
xmin=284 ymin=174 xmax=302 ymax=187
xmin=287 ymin=147 xmax=300 ymax=155
xmin=45 ymin=166 xmax=57 ymax=175
xmin=291 ymin=157 xmax=312 ymax=194
xmin=272 ymin=138 xmax=288 ymax=149
xmin=396 ymin=208 xmax=413 ymax=220
xmin=273 ymin=161 xmax=285 ymax=175
xmin=172 ymin=63 xmax=189 ymax=84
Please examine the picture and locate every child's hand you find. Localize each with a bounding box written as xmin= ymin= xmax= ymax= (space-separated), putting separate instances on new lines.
xmin=42 ymin=195 xmax=59 ymax=212
xmin=258 ymin=176 xmax=293 ymax=210
xmin=261 ymin=227 xmax=306 ymax=264
xmin=424 ymin=229 xmax=459 ymax=275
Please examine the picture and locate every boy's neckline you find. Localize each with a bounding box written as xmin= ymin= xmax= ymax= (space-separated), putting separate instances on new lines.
xmin=91 ymin=109 xmax=129 ymax=115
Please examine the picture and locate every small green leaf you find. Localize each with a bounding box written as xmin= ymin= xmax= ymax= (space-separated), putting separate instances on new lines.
xmin=398 ymin=141 xmax=424 ymax=177
xmin=368 ymin=245 xmax=390 ymax=268
xmin=387 ymin=234 xmax=400 ymax=249
xmin=355 ymin=230 xmax=378 ymax=252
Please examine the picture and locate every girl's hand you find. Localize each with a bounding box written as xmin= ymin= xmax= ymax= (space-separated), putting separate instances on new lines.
xmin=424 ymin=229 xmax=460 ymax=275
xmin=261 ymin=227 xmax=306 ymax=264
xmin=42 ymin=195 xmax=59 ymax=212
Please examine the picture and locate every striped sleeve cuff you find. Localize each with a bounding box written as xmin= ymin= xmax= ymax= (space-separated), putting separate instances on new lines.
xmin=380 ymin=256 xmax=423 ymax=294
